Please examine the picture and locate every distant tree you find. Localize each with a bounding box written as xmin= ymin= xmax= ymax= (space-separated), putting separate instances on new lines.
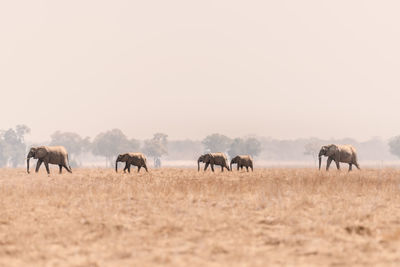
xmin=91 ymin=129 xmax=140 ymax=167
xmin=202 ymin=133 xmax=232 ymax=153
xmin=388 ymin=136 xmax=400 ymax=159
xmin=358 ymin=137 xmax=395 ymax=162
xmin=50 ymin=131 xmax=91 ymax=167
xmin=228 ymin=138 xmax=245 ymax=158
xmin=1 ymin=125 xmax=31 ymax=167
xmin=143 ymin=133 xmax=168 ymax=168
xmin=81 ymin=136 xmax=92 ymax=153
xmin=245 ymin=137 xmax=262 ymax=157
xmin=15 ymin=125 xmax=31 ymax=142
xmin=228 ymin=137 xmax=262 ymax=158
xmin=0 ymin=140 xmax=7 ymax=167
xmin=304 ymin=141 xmax=322 ymax=165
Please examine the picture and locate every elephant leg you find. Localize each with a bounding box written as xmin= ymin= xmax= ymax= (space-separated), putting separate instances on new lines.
xmin=123 ymin=163 xmax=128 ymax=173
xmin=251 ymin=165 xmax=254 ymax=172
xmin=204 ymin=162 xmax=209 ymax=171
xmin=127 ymin=164 xmax=131 ymax=173
xmin=221 ymin=165 xmax=224 ymax=172
xmin=326 ymin=158 xmax=333 ymax=171
xmin=44 ymin=162 xmax=50 ymax=174
xmin=138 ymin=166 xmax=141 ymax=172
xmin=211 ymin=163 xmax=215 ymax=172
xmin=59 ymin=165 xmax=63 ymax=174
xmin=63 ymin=164 xmax=72 ymax=173
xmin=348 ymin=163 xmax=353 ymax=171
xmin=35 ymin=160 xmax=43 ymax=173
xmin=223 ymin=165 xmax=228 ymax=172
xmin=237 ymin=164 xmax=239 ymax=171
xmin=144 ymin=165 xmax=149 ymax=172
xmin=246 ymin=166 xmax=249 ymax=172
xmin=335 ymin=161 xmax=340 ymax=170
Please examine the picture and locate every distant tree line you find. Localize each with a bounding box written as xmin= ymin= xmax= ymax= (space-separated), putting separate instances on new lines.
xmin=1 ymin=125 xmax=400 ymax=168
xmin=50 ymin=129 xmax=168 ymax=168
xmin=166 ymin=135 xmax=400 ymax=164
xmin=201 ymin=133 xmax=262 ymax=158
xmin=0 ymin=125 xmax=31 ymax=167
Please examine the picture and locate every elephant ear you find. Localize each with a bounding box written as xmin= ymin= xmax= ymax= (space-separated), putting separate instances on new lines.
xmin=35 ymin=147 xmax=48 ymax=159
xmin=327 ymin=145 xmax=339 ymax=157
xmin=28 ymin=147 xmax=36 ymax=155
xmin=333 ymin=146 xmax=341 ymax=161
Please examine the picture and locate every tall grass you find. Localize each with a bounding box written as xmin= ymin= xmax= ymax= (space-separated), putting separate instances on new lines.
xmin=0 ymin=168 xmax=399 ymax=266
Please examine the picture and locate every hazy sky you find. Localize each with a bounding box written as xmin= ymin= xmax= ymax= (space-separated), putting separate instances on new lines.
xmin=1 ymin=1 xmax=400 ymax=142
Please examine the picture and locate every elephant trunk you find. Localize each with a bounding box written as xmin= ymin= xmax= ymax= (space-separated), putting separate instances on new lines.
xmin=27 ymin=157 xmax=31 ymax=174
xmin=318 ymin=156 xmax=322 ymax=170
xmin=115 ymin=160 xmax=119 ymax=173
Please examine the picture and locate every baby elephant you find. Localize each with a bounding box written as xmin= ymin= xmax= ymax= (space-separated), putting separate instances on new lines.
xmin=230 ymin=155 xmax=254 ymax=172
xmin=115 ymin=153 xmax=148 ymax=173
xmin=197 ymin=153 xmax=230 ymax=172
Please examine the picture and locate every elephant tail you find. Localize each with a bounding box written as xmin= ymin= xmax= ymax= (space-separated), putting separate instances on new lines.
xmin=353 ymin=153 xmax=361 ymax=170
xmin=67 ymin=154 xmax=73 ymax=173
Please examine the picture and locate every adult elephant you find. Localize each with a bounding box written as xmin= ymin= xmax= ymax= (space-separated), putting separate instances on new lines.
xmin=230 ymin=155 xmax=254 ymax=172
xmin=197 ymin=153 xmax=230 ymax=172
xmin=27 ymin=146 xmax=72 ymax=174
xmin=115 ymin=153 xmax=148 ymax=173
xmin=318 ymin=144 xmax=360 ymax=171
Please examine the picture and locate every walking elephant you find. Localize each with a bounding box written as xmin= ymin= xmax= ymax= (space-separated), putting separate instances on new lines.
xmin=230 ymin=155 xmax=253 ymax=172
xmin=27 ymin=146 xmax=72 ymax=174
xmin=115 ymin=153 xmax=148 ymax=173
xmin=197 ymin=153 xmax=230 ymax=172
xmin=318 ymin=144 xmax=360 ymax=171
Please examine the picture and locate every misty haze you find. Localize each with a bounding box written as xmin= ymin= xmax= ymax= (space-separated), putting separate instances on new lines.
xmin=0 ymin=125 xmax=399 ymax=169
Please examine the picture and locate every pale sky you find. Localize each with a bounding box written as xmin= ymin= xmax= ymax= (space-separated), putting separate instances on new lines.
xmin=1 ymin=1 xmax=400 ymax=142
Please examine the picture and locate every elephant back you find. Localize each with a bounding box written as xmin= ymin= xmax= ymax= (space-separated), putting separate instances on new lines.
xmin=234 ymin=155 xmax=252 ymax=165
xmin=337 ymin=145 xmax=357 ymax=163
xmin=239 ymin=155 xmax=252 ymax=161
xmin=127 ymin=153 xmax=147 ymax=164
xmin=127 ymin=152 xmax=146 ymax=158
xmin=47 ymin=146 xmax=68 ymax=154
xmin=45 ymin=146 xmax=69 ymax=165
xmin=210 ymin=152 xmax=228 ymax=164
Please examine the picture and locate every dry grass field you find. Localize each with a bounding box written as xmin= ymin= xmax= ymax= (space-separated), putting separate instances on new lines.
xmin=0 ymin=168 xmax=400 ymax=266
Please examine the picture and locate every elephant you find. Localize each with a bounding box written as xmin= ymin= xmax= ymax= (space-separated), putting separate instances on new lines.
xmin=27 ymin=146 xmax=72 ymax=174
xmin=230 ymin=155 xmax=254 ymax=172
xmin=318 ymin=144 xmax=360 ymax=171
xmin=115 ymin=153 xmax=148 ymax=173
xmin=197 ymin=153 xmax=230 ymax=172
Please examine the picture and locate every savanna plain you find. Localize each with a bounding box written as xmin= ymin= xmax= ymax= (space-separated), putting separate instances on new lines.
xmin=0 ymin=168 xmax=400 ymax=266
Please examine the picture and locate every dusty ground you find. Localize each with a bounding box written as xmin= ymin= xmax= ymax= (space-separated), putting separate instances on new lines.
xmin=0 ymin=168 xmax=399 ymax=266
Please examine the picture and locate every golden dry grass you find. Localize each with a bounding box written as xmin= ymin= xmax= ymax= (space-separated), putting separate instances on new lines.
xmin=0 ymin=168 xmax=400 ymax=266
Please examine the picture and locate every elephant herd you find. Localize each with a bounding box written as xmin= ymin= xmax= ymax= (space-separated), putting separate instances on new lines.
xmin=197 ymin=153 xmax=253 ymax=172
xmin=26 ymin=146 xmax=150 ymax=175
xmin=26 ymin=144 xmax=361 ymax=175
